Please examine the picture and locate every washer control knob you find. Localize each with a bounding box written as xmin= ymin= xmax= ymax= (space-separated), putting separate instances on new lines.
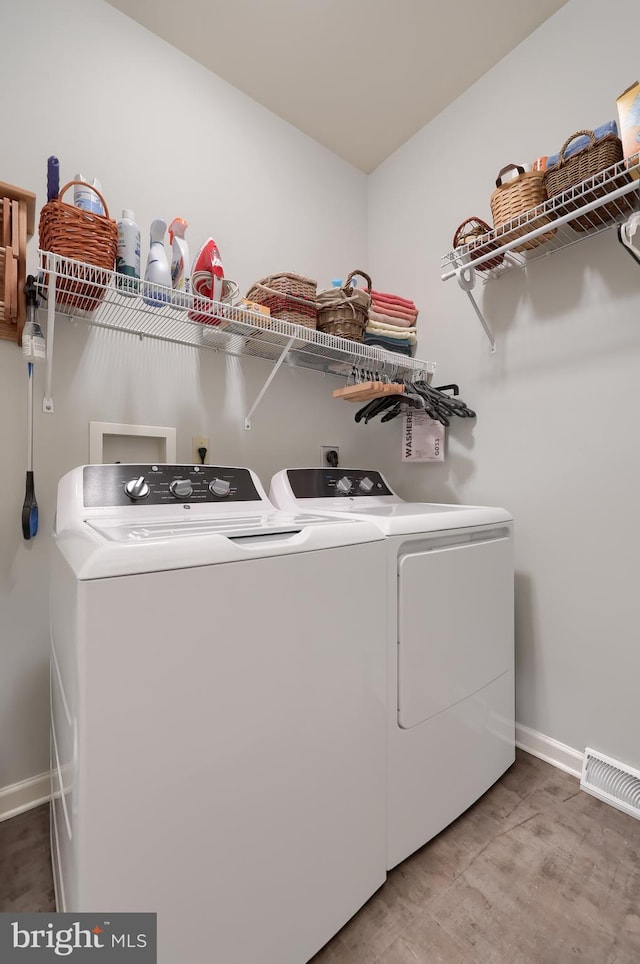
xmin=336 ymin=476 xmax=353 ymax=494
xmin=170 ymin=478 xmax=193 ymax=500
xmin=210 ymin=478 xmax=231 ymax=498
xmin=359 ymin=477 xmax=374 ymax=493
xmin=124 ymin=476 xmax=150 ymax=501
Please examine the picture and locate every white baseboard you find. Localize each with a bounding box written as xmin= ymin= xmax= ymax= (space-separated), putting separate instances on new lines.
xmin=0 ymin=771 xmax=50 ymax=823
xmin=516 ymin=722 xmax=583 ymax=779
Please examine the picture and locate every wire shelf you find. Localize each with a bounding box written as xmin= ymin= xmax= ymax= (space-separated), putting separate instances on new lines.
xmin=37 ymin=251 xmax=434 ymax=382
xmin=441 ymin=158 xmax=640 ymax=282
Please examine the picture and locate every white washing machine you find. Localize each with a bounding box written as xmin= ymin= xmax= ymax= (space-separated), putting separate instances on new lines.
xmin=50 ymin=463 xmax=388 ymax=964
xmin=270 ymin=468 xmax=515 ymax=870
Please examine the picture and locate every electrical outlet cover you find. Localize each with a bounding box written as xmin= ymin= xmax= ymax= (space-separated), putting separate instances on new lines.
xmin=321 ymin=445 xmax=339 ymax=467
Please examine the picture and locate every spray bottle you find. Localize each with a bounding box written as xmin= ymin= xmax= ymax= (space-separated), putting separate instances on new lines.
xmin=143 ymin=219 xmax=172 ymax=307
xmin=169 ymin=217 xmax=190 ymax=303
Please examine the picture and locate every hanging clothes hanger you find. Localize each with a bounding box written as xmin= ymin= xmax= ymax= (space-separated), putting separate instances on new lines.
xmin=333 ymin=366 xmax=405 ymax=402
xmin=353 ymin=377 xmax=476 ymax=425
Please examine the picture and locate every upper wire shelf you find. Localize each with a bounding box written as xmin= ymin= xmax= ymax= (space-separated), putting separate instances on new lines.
xmin=36 ymin=251 xmax=435 ymax=426
xmin=441 ymin=157 xmax=640 ymax=282
xmin=37 ymin=251 xmax=434 ymax=382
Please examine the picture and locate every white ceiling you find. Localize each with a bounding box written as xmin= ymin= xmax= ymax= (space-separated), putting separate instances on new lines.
xmin=107 ymin=0 xmax=568 ymax=173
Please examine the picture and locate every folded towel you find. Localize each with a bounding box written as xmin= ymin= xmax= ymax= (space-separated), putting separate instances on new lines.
xmin=369 ymin=288 xmax=416 ymax=310
xmin=363 ymin=333 xmax=414 ymax=356
xmin=371 ymin=302 xmax=417 ymax=324
xmin=546 ymin=120 xmax=618 ymax=170
xmin=369 ymin=308 xmax=417 ymax=328
xmin=367 ymin=320 xmax=417 ymax=339
xmin=371 ymin=293 xmax=417 ymax=313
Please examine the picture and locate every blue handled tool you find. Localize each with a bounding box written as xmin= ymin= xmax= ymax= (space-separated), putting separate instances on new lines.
xmin=22 ymin=277 xmax=41 ymax=540
xmin=22 ymin=363 xmax=38 ymax=540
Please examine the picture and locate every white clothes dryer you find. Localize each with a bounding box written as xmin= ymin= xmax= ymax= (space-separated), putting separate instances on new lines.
xmin=270 ymin=468 xmax=515 ymax=870
xmin=50 ymin=463 xmax=388 ymax=964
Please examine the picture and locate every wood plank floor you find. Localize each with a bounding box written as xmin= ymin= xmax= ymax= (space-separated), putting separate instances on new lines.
xmin=1 ymin=750 xmax=639 ymax=963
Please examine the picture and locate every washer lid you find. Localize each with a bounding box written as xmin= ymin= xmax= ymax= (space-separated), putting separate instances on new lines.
xmin=54 ymin=464 xmax=386 ymax=579
xmin=87 ymin=511 xmax=347 ymax=543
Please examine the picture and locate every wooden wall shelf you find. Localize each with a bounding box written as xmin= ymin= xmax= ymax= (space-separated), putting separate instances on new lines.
xmin=0 ymin=181 xmax=36 ymax=344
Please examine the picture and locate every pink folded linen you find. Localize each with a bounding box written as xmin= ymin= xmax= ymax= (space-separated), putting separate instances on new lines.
xmin=369 ymin=288 xmax=417 ymax=310
xmin=369 ymin=308 xmax=417 ymax=329
xmin=371 ymin=301 xmax=417 ymax=323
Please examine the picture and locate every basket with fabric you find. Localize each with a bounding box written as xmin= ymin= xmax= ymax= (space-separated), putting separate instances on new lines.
xmin=490 ymin=165 xmax=556 ymax=253
xmin=38 ymin=181 xmax=118 ymax=313
xmin=543 ymin=129 xmax=634 ymax=232
xmin=316 ymin=270 xmax=372 ymax=343
xmin=245 ymin=272 xmax=317 ymax=329
xmin=452 ymin=217 xmax=504 ymax=271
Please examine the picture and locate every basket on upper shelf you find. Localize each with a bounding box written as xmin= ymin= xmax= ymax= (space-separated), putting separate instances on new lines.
xmin=316 ymin=270 xmax=372 ymax=343
xmin=38 ymin=181 xmax=117 ymax=313
xmin=490 ymin=164 xmax=556 ymax=253
xmin=452 ymin=217 xmax=504 ymax=271
xmin=245 ymin=272 xmax=317 ymax=329
xmin=543 ymin=129 xmax=635 ymax=232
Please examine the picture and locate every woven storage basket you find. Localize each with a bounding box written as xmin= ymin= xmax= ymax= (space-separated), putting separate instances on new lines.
xmin=38 ymin=181 xmax=117 ymax=313
xmin=452 ymin=217 xmax=504 ymax=271
xmin=543 ymin=129 xmax=634 ymax=232
xmin=316 ymin=270 xmax=372 ymax=343
xmin=490 ymin=165 xmax=556 ymax=253
xmin=245 ymin=272 xmax=317 ymax=329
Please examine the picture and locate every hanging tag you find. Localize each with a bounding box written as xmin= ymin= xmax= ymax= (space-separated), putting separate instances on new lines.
xmin=402 ymin=411 xmax=445 ymax=462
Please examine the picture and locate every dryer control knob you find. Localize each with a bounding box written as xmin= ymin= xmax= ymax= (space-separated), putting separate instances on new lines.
xmin=336 ymin=476 xmax=352 ymax=494
xmin=170 ymin=478 xmax=193 ymax=499
xmin=359 ymin=477 xmax=374 ymax=493
xmin=210 ymin=478 xmax=231 ymax=498
xmin=124 ymin=476 xmax=150 ymax=501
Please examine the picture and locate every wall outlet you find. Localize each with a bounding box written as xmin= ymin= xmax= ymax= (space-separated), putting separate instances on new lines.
xmin=192 ymin=436 xmax=210 ymax=465
xmin=321 ymin=445 xmax=340 ymax=467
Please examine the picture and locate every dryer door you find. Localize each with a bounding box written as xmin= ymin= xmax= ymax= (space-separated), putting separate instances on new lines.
xmin=397 ymin=528 xmax=513 ymax=728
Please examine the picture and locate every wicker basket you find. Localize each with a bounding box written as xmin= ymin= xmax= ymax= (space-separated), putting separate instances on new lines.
xmin=543 ymin=130 xmax=634 ymax=232
xmin=452 ymin=217 xmax=504 ymax=271
xmin=245 ymin=272 xmax=317 ymax=329
xmin=38 ymin=181 xmax=117 ymax=313
xmin=316 ymin=270 xmax=371 ymax=343
xmin=490 ymin=165 xmax=556 ymax=253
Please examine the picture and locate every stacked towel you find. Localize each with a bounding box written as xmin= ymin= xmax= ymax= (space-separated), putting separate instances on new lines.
xmin=365 ymin=288 xmax=419 ymax=356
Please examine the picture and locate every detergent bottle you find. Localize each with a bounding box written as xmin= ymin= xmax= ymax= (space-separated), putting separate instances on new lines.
xmin=169 ymin=218 xmax=190 ymax=298
xmin=73 ymin=174 xmax=105 ymax=215
xmin=116 ymin=209 xmax=141 ymax=296
xmin=143 ymin=219 xmax=172 ymax=307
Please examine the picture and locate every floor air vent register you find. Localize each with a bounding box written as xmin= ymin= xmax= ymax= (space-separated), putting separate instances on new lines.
xmin=581 ymin=747 xmax=640 ymax=820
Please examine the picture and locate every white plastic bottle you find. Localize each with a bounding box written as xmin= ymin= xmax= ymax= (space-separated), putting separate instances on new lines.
xmin=143 ymin=218 xmax=172 ymax=307
xmin=169 ymin=217 xmax=190 ymax=303
xmin=116 ymin=209 xmax=141 ymax=297
xmin=73 ymin=174 xmax=105 ymax=215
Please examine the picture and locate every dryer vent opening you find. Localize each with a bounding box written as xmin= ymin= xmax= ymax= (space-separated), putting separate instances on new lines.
xmin=581 ymin=747 xmax=640 ymax=820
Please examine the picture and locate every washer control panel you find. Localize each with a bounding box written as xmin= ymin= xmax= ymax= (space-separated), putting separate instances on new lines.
xmin=285 ymin=469 xmax=393 ymax=499
xmin=83 ymin=464 xmax=263 ymax=507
